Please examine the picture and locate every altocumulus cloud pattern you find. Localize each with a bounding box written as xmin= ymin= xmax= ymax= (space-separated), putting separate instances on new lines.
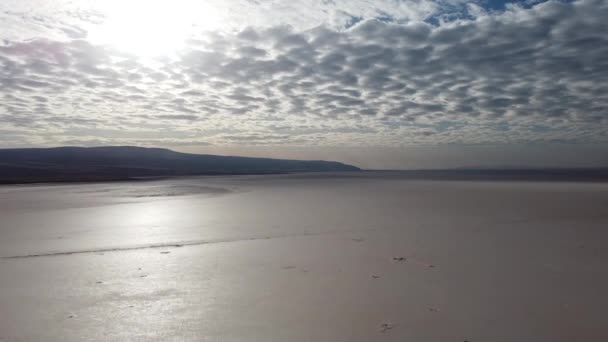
xmin=0 ymin=0 xmax=607 ymax=148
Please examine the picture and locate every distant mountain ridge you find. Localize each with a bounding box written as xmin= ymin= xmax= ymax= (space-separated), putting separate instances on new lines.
xmin=0 ymin=146 xmax=361 ymax=184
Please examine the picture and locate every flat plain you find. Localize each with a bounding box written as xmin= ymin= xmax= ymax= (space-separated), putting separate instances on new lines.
xmin=1 ymin=173 xmax=607 ymax=341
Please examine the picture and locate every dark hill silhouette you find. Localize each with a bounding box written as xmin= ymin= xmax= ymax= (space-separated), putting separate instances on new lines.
xmin=0 ymin=146 xmax=361 ymax=184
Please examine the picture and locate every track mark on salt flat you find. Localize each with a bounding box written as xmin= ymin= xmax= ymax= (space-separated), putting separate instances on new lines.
xmin=1 ymin=231 xmax=344 ymax=259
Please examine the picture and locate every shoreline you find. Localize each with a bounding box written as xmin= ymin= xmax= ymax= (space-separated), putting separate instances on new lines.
xmin=2 ymin=168 xmax=608 ymax=186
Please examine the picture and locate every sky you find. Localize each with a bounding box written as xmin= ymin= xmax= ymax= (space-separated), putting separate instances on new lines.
xmin=0 ymin=0 xmax=607 ymax=169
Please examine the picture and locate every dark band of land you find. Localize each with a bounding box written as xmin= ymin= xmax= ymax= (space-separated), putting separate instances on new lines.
xmin=1 ymin=146 xmax=607 ymax=184
xmin=0 ymin=146 xmax=360 ymax=184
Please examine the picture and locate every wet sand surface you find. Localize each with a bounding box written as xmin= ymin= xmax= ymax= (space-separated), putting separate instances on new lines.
xmin=1 ymin=173 xmax=608 ymax=341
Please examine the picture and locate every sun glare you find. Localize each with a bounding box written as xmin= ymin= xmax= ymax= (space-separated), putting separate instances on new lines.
xmin=89 ymin=0 xmax=223 ymax=56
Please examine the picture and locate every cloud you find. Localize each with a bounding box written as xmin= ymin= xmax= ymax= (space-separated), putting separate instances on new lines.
xmin=0 ymin=0 xmax=607 ymax=149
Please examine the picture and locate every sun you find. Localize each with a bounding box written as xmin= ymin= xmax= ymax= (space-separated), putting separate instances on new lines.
xmin=89 ymin=0 xmax=223 ymax=57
